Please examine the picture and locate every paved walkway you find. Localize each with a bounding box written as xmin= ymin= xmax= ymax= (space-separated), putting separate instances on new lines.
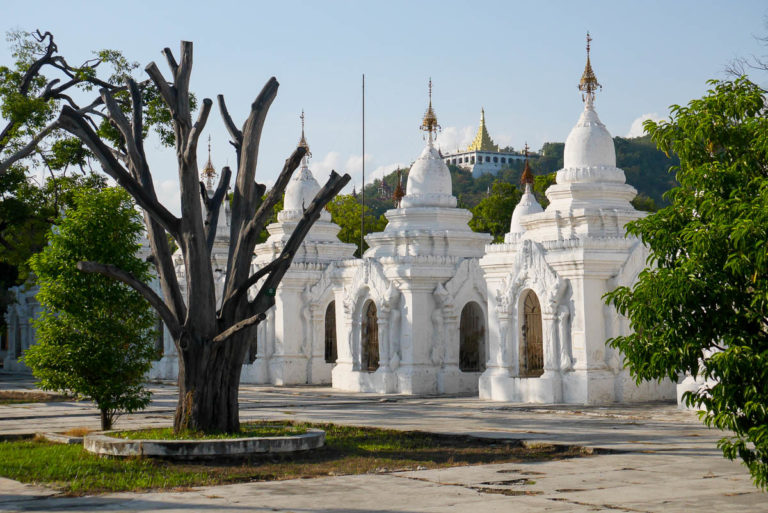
xmin=0 ymin=373 xmax=765 ymax=512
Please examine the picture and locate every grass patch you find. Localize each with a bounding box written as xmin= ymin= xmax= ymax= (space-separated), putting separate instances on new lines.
xmin=0 ymin=390 xmax=75 ymax=405
xmin=114 ymin=424 xmax=307 ymax=440
xmin=0 ymin=421 xmax=589 ymax=495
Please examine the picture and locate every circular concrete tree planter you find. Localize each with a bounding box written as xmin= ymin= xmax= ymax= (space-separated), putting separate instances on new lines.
xmin=83 ymin=428 xmax=325 ymax=460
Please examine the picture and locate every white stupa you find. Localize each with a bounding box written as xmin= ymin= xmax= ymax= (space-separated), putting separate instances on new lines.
xmin=332 ymin=81 xmax=492 ymax=395
xmin=507 ymin=146 xmax=543 ymax=239
xmin=479 ymin=34 xmax=675 ymax=404
xmin=247 ymin=111 xmax=356 ymax=385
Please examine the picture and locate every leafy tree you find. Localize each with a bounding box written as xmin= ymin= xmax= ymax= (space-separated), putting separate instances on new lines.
xmin=327 ymin=194 xmax=387 ymax=257
xmin=630 ymin=193 xmax=658 ymax=212
xmin=0 ymin=30 xmax=174 ymax=285
xmin=533 ymin=172 xmax=556 ymax=208
xmin=24 ymin=187 xmax=156 ymax=430
xmin=469 ymin=181 xmax=521 ymax=242
xmin=605 ymin=77 xmax=768 ymax=489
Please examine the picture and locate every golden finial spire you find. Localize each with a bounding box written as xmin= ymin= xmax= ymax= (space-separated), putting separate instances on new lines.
xmin=393 ymin=168 xmax=405 ymax=208
xmin=420 ymin=78 xmax=441 ymax=142
xmin=520 ymin=142 xmax=534 ymax=186
xmin=579 ymin=31 xmax=602 ymax=104
xmin=201 ymin=134 xmax=217 ymax=189
xmin=466 ymin=107 xmax=499 ymax=152
xmin=298 ymin=109 xmax=312 ymax=159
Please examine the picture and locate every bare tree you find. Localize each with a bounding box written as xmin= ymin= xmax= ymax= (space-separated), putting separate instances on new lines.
xmin=56 ymin=41 xmax=349 ymax=433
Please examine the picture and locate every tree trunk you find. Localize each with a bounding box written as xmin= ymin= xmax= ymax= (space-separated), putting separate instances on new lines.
xmin=173 ymin=330 xmax=250 ymax=433
xmin=100 ymin=409 xmax=112 ymax=431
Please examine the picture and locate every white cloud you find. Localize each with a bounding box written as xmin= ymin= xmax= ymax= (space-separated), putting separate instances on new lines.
xmin=156 ymin=179 xmax=181 ymax=216
xmin=369 ymin=162 xmax=407 ymax=183
xmin=307 ymin=151 xmax=343 ymax=181
xmin=627 ymin=113 xmax=663 ymax=138
xmin=435 ymin=125 xmax=475 ymax=154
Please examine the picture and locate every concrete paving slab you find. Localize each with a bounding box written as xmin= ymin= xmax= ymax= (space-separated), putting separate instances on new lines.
xmin=0 ymin=373 xmax=765 ymax=512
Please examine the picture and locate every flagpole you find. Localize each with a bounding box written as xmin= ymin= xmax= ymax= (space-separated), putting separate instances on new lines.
xmin=360 ymin=73 xmax=365 ymax=257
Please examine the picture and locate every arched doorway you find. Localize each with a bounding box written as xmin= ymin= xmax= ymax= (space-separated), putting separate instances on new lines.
xmin=520 ymin=290 xmax=543 ymax=377
xmin=459 ymin=302 xmax=485 ymax=372
xmin=361 ymin=300 xmax=379 ymax=371
xmin=324 ymin=301 xmax=337 ymax=363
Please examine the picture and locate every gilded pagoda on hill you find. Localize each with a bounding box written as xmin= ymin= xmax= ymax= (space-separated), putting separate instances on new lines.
xmin=441 ymin=109 xmax=526 ymax=177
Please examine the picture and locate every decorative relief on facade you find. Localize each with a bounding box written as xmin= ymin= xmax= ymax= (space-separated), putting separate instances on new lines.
xmin=557 ymin=304 xmax=573 ymax=371
xmin=496 ymin=239 xmax=565 ymax=316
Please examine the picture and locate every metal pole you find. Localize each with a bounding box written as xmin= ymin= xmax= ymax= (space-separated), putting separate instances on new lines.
xmin=360 ymin=73 xmax=365 ymax=257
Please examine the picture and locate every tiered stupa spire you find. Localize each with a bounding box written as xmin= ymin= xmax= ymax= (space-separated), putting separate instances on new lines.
xmin=298 ymin=109 xmax=312 ymax=160
xmin=466 ymin=108 xmax=499 ymax=152
xmin=520 ymin=142 xmax=534 ymax=189
xmin=420 ymin=78 xmax=441 ymax=143
xmin=578 ymin=32 xmax=602 ymax=105
xmin=201 ymin=135 xmax=217 ymax=189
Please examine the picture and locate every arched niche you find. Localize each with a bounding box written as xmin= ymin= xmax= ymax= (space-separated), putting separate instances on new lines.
xmin=324 ymin=301 xmax=337 ymax=364
xmin=361 ymin=300 xmax=379 ymax=371
xmin=459 ymin=301 xmax=485 ymax=372
xmin=520 ymin=290 xmax=543 ymax=377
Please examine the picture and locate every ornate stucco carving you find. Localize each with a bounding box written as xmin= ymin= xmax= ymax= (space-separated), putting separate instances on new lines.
xmin=496 ymin=239 xmax=566 ymax=316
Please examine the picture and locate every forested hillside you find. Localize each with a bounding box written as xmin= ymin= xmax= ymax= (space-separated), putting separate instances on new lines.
xmin=362 ymin=135 xmax=678 ymax=217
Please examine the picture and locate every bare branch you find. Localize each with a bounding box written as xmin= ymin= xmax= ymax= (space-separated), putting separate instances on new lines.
xmin=0 ymin=120 xmax=60 ymax=174
xmin=77 ymin=261 xmax=182 ymax=339
xmin=161 ymin=47 xmax=179 ymax=78
xmin=201 ymin=165 xmax=232 ymax=252
xmin=185 ymin=98 xmax=212 ymax=162
xmin=223 ymin=145 xmax=304 ymax=304
xmin=57 ymin=105 xmax=181 ymax=240
xmin=221 ymin=254 xmax=285 ymax=314
xmin=249 ymin=170 xmax=350 ymax=316
xmin=212 ymin=313 xmax=265 ymax=344
xmin=100 ymin=88 xmax=144 ymax=169
xmin=145 ymin=62 xmax=176 ymax=114
xmin=217 ymin=95 xmax=242 ymax=145
xmin=244 ymin=146 xmax=306 ymax=241
xmin=175 ymin=42 xmax=193 ymax=124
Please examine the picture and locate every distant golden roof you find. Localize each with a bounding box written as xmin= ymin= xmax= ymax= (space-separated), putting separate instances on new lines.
xmin=579 ymin=32 xmax=602 ymax=98
xmin=466 ymin=108 xmax=499 ymax=152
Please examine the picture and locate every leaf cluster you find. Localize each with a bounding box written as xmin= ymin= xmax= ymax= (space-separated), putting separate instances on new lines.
xmin=469 ymin=181 xmax=522 ymax=242
xmin=326 ymin=194 xmax=387 ymax=257
xmin=605 ymin=77 xmax=768 ymax=489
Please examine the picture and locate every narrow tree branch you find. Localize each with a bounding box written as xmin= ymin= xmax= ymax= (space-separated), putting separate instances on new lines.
xmin=145 ymin=62 xmax=176 ymax=115
xmin=221 ymin=254 xmax=286 ymax=314
xmin=201 ymin=165 xmax=232 ymax=252
xmin=58 ymin=105 xmax=181 ymax=240
xmin=161 ymin=47 xmax=179 ymax=79
xmin=211 ymin=313 xmax=266 ymax=345
xmin=217 ymin=95 xmax=242 ymax=145
xmin=244 ymin=146 xmax=306 ymax=242
xmin=248 ymin=170 xmax=350 ymax=316
xmin=0 ymin=121 xmax=60 ymax=174
xmin=175 ymin=42 xmax=193 ymax=124
xmin=184 ymin=98 xmax=212 ymax=162
xmin=77 ymin=261 xmax=182 ymax=339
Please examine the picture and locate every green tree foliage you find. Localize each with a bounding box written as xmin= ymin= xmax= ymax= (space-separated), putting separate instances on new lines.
xmin=469 ymin=181 xmax=521 ymax=242
xmin=604 ymin=78 xmax=768 ymax=489
xmin=24 ymin=187 xmax=156 ymax=430
xmin=327 ymin=194 xmax=387 ymax=257
xmin=0 ymin=30 xmax=178 ymax=283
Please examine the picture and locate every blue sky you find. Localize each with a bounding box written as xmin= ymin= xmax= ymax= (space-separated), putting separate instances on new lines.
xmin=2 ymin=0 xmax=767 ymax=212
